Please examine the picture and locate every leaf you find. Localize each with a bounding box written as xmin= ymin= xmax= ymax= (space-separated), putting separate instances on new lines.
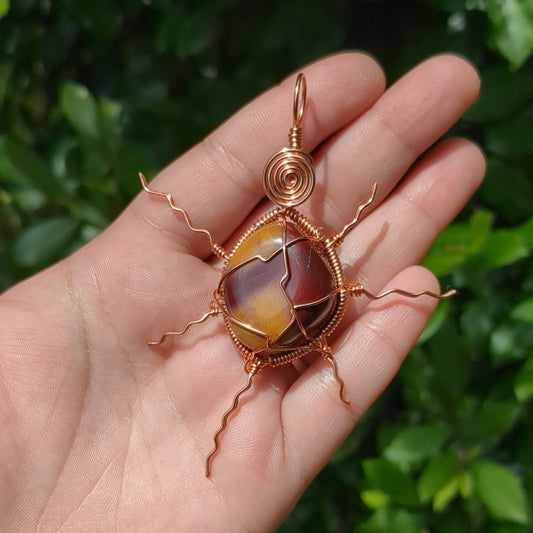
xmin=422 ymin=222 xmax=472 ymax=276
xmin=478 ymin=228 xmax=530 ymax=268
xmin=360 ymin=490 xmax=390 ymax=509
xmin=486 ymin=0 xmax=533 ymax=69
xmin=362 ymin=458 xmax=419 ymax=508
xmin=422 ymin=210 xmax=494 ymax=275
xmin=356 ymin=507 xmax=422 ymax=533
xmin=417 ymin=449 xmax=459 ymax=505
xmin=479 ymin=158 xmax=533 ymax=224
xmin=0 ymin=0 xmax=8 ymax=19
xmin=433 ymin=476 xmax=460 ymax=512
xmin=519 ymin=217 xmax=533 ymax=249
xmin=470 ymin=459 xmax=531 ymax=525
xmin=383 ymin=422 xmax=449 ymax=470
xmin=490 ymin=323 xmax=530 ymax=363
xmin=465 ymin=64 xmax=533 ymax=122
xmin=459 ymin=399 xmax=520 ymax=445
xmin=12 ymin=217 xmax=78 ymax=267
xmin=485 ymin=106 xmax=533 ymax=158
xmin=511 ymin=298 xmax=533 ymax=323
xmin=417 ymin=297 xmax=450 ymax=344
xmin=514 ymin=357 xmax=533 ymax=402
xmin=60 ymin=82 xmax=100 ymax=138
xmin=3 ymin=138 xmax=65 ymax=199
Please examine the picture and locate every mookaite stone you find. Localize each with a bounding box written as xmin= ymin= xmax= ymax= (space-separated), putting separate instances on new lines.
xmin=223 ymin=220 xmax=336 ymax=352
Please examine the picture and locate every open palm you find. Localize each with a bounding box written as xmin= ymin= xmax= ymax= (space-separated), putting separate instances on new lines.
xmin=0 ymin=53 xmax=484 ymax=532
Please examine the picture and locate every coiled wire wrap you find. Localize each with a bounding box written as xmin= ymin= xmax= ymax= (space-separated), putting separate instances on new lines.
xmin=263 ymin=148 xmax=315 ymax=207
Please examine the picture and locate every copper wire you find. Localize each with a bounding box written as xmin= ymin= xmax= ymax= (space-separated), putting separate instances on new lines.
xmin=139 ymin=172 xmax=228 ymax=260
xmin=326 ymin=183 xmax=378 ymax=249
xmin=147 ymin=307 xmax=221 ymax=345
xmin=346 ymin=283 xmax=457 ymax=300
xmin=205 ymin=360 xmax=262 ymax=477
xmin=322 ymin=353 xmax=350 ymax=405
xmin=262 ymin=74 xmax=315 ymax=208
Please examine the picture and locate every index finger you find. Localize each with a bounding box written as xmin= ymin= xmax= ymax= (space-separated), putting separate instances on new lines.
xmin=127 ymin=53 xmax=386 ymax=256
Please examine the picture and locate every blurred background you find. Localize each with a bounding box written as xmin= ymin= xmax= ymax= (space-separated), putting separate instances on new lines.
xmin=1 ymin=0 xmax=532 ymax=531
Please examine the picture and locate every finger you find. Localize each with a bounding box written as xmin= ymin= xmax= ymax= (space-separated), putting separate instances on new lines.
xmin=342 ymin=137 xmax=485 ymax=310
xmin=280 ymin=137 xmax=485 ymax=476
xmin=282 ymin=266 xmax=440 ymax=476
xmin=306 ymin=54 xmax=480 ymax=232
xmin=126 ymin=53 xmax=386 ymax=256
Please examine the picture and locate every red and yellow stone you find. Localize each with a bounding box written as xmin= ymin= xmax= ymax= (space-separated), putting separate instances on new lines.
xmin=222 ymin=220 xmax=338 ymax=354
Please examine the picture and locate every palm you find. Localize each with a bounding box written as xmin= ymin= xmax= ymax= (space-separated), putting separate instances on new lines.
xmin=0 ymin=53 xmax=484 ymax=532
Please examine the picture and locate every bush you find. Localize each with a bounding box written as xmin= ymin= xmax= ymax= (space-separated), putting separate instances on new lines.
xmin=1 ymin=1 xmax=532 ymax=531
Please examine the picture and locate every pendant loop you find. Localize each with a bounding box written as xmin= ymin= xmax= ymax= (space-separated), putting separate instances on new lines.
xmin=293 ymin=73 xmax=306 ymax=130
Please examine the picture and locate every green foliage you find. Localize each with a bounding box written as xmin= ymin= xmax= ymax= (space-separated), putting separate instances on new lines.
xmin=1 ymin=1 xmax=533 ymax=532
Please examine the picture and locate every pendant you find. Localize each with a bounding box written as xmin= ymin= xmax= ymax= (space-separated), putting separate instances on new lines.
xmin=139 ymin=74 xmax=455 ymax=476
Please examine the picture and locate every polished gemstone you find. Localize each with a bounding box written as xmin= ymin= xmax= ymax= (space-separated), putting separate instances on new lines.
xmin=223 ymin=220 xmax=337 ymax=352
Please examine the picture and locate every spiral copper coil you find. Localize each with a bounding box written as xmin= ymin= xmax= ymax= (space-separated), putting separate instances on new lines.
xmin=263 ymin=148 xmax=315 ymax=207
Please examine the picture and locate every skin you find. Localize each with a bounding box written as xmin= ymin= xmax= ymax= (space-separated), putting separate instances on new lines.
xmin=0 ymin=53 xmax=484 ymax=532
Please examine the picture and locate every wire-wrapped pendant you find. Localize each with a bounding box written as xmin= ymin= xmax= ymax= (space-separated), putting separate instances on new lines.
xmin=139 ymin=73 xmax=455 ymax=477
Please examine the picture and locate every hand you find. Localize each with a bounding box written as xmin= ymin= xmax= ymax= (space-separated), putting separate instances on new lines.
xmin=0 ymin=53 xmax=484 ymax=532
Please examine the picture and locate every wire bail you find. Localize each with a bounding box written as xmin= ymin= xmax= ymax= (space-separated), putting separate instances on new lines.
xmin=262 ymin=73 xmax=316 ymax=208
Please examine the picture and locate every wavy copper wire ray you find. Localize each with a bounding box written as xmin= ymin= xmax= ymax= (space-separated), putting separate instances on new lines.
xmin=147 ymin=308 xmax=221 ymax=345
xmin=346 ymin=283 xmax=457 ymax=300
xmin=326 ymin=183 xmax=378 ymax=249
xmin=205 ymin=363 xmax=261 ymax=477
xmin=322 ymin=353 xmax=350 ymax=405
xmin=310 ymin=339 xmax=350 ymax=405
xmin=139 ymin=172 xmax=228 ymax=260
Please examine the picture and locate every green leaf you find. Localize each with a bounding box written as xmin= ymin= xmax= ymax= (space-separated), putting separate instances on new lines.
xmin=478 ymin=228 xmax=530 ymax=268
xmin=519 ymin=217 xmax=533 ymax=249
xmin=479 ymin=159 xmax=533 ymax=224
xmin=459 ymin=399 xmax=520 ymax=445
xmin=490 ymin=323 xmax=530 ymax=363
xmin=383 ymin=422 xmax=449 ymax=469
xmin=12 ymin=217 xmax=78 ymax=267
xmin=423 ymin=210 xmax=494 ymax=275
xmin=0 ymin=0 xmax=8 ymax=19
xmin=458 ymin=470 xmax=474 ymax=499
xmin=514 ymin=357 xmax=533 ymax=402
xmin=60 ymin=82 xmax=100 ymax=138
xmin=362 ymin=458 xmax=419 ymax=508
xmin=486 ymin=106 xmax=533 ymax=158
xmin=423 ymin=223 xmax=471 ymax=276
xmin=433 ymin=476 xmax=460 ymax=512
xmin=471 ymin=459 xmax=531 ymax=525
xmin=360 ymin=490 xmax=390 ymax=509
xmin=486 ymin=0 xmax=533 ymax=68
xmin=417 ymin=449 xmax=459 ymax=504
xmin=465 ymin=64 xmax=533 ymax=122
xmin=3 ymin=138 xmax=65 ymax=199
xmin=417 ymin=297 xmax=450 ymax=344
xmin=469 ymin=209 xmax=495 ymax=252
xmin=356 ymin=507 xmax=422 ymax=533
xmin=511 ymin=298 xmax=533 ymax=323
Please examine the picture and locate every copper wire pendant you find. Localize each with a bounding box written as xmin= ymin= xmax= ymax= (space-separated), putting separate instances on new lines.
xmin=139 ymin=74 xmax=455 ymax=477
